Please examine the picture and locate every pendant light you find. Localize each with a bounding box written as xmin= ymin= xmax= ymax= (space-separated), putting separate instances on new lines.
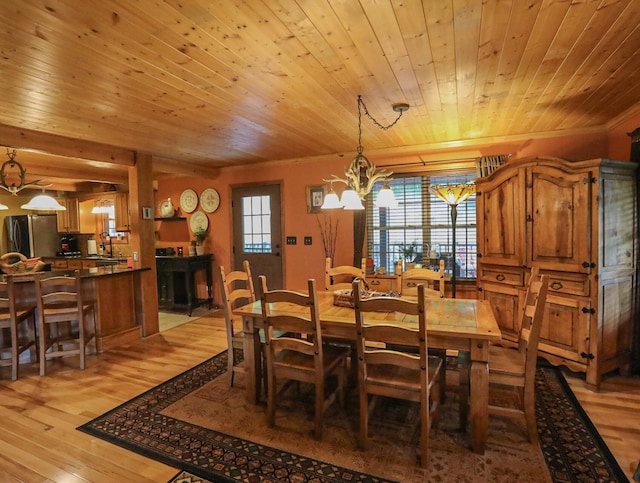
xmin=322 ymin=96 xmax=408 ymax=209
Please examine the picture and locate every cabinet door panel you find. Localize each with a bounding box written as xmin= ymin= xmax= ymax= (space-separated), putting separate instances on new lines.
xmin=480 ymin=282 xmax=520 ymax=341
xmin=601 ymin=174 xmax=636 ymax=271
xmin=527 ymin=166 xmax=590 ymax=272
xmin=477 ymin=170 xmax=523 ymax=266
xmin=539 ymin=293 xmax=589 ymax=363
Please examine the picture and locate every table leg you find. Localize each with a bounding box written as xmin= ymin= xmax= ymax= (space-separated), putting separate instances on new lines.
xmin=458 ymin=350 xmax=470 ymax=431
xmin=469 ymin=342 xmax=489 ymax=454
xmin=242 ymin=315 xmax=262 ymax=404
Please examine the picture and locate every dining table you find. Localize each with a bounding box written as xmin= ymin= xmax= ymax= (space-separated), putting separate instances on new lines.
xmin=233 ymin=291 xmax=502 ymax=454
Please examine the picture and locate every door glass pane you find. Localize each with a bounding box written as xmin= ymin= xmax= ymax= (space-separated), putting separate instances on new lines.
xmin=242 ymin=195 xmax=272 ymax=253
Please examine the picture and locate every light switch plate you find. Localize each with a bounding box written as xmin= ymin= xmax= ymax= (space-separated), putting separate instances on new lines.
xmin=286 ymin=236 xmax=297 ymax=245
xmin=304 ymin=236 xmax=312 ymax=245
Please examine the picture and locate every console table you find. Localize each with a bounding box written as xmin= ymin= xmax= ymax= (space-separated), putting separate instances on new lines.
xmin=156 ymin=254 xmax=213 ymax=315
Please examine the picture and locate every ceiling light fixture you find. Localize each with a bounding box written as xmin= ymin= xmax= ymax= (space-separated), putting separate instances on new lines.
xmin=321 ymin=95 xmax=408 ymax=210
xmin=0 ymin=149 xmax=66 ymax=211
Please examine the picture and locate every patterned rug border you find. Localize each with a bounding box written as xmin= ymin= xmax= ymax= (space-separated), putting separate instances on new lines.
xmin=538 ymin=364 xmax=628 ymax=482
xmin=77 ymin=352 xmax=628 ymax=483
xmin=78 ymin=352 xmax=392 ymax=483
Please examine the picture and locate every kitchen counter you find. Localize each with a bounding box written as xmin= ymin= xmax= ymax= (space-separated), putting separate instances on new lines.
xmin=6 ymin=266 xmax=152 ymax=353
xmin=41 ymin=256 xmax=128 ymax=269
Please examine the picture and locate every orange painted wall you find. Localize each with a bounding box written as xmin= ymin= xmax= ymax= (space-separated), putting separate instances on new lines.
xmin=156 ymin=157 xmax=356 ymax=295
xmin=156 ymin=125 xmax=637 ymax=297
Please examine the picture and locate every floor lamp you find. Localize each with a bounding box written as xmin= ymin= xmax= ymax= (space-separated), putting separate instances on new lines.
xmin=429 ymin=182 xmax=476 ymax=298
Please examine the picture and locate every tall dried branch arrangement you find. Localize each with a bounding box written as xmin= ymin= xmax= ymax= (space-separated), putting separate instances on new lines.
xmin=315 ymin=213 xmax=339 ymax=262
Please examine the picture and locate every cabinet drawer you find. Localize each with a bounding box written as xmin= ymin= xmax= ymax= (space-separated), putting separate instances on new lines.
xmin=545 ymin=272 xmax=589 ymax=297
xmin=479 ymin=266 xmax=524 ymax=286
xmin=66 ymin=260 xmax=83 ymax=270
xmin=365 ymin=275 xmax=399 ymax=293
xmin=52 ymin=260 xmax=68 ymax=269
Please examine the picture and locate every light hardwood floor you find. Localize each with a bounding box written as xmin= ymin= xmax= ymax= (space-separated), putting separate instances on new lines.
xmin=0 ymin=314 xmax=638 ymax=482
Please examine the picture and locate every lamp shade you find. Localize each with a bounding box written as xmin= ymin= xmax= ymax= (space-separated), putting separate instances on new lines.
xmin=375 ymin=183 xmax=398 ymax=208
xmin=341 ymin=187 xmax=364 ymax=210
xmin=320 ymin=188 xmax=342 ymax=209
xmin=429 ymin=182 xmax=476 ymax=206
xmin=21 ymin=194 xmax=66 ymax=211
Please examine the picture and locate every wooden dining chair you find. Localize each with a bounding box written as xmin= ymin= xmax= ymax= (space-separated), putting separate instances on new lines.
xmin=324 ymin=257 xmax=366 ymax=291
xmin=400 ymin=259 xmax=445 ymax=298
xmin=353 ymin=281 xmax=443 ymax=468
xmin=219 ymin=260 xmax=256 ymax=388
xmin=0 ymin=276 xmax=37 ymax=380
xmin=399 ymin=260 xmax=447 ymax=402
xmin=259 ymin=276 xmax=348 ymax=440
xmin=487 ymin=269 xmax=549 ymax=444
xmin=35 ymin=272 xmax=96 ymax=376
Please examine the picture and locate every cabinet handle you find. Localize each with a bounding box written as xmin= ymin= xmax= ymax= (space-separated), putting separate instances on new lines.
xmin=370 ymin=280 xmax=381 ymax=286
xmin=496 ymin=274 xmax=505 ymax=281
xmin=407 ymin=282 xmax=417 ymax=287
xmin=551 ymin=281 xmax=563 ymax=290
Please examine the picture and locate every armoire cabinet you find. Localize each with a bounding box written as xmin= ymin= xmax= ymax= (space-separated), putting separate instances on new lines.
xmin=475 ymin=156 xmax=637 ymax=390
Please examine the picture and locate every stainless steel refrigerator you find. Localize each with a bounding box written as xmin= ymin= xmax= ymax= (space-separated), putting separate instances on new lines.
xmin=5 ymin=214 xmax=59 ymax=257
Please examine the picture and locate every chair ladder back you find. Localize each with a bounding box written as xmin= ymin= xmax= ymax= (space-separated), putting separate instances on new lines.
xmin=260 ymin=276 xmax=323 ymax=364
xmin=520 ymin=274 xmax=549 ymax=364
xmin=401 ymin=259 xmax=445 ymax=297
xmin=325 ymin=257 xmax=366 ymax=291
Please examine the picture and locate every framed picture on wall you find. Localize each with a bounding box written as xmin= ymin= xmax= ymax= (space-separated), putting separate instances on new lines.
xmin=306 ymin=185 xmax=325 ymax=213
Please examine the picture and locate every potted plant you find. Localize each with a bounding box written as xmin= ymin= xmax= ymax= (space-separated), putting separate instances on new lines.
xmin=194 ymin=227 xmax=207 ymax=255
xmin=399 ymin=241 xmax=418 ymax=271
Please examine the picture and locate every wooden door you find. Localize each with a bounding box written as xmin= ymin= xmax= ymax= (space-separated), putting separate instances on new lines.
xmin=526 ymin=166 xmax=591 ymax=273
xmin=232 ymin=184 xmax=284 ymax=290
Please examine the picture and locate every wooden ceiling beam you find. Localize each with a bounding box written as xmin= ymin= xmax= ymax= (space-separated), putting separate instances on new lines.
xmin=0 ymin=123 xmax=135 ymax=166
xmin=152 ymin=157 xmax=221 ymax=179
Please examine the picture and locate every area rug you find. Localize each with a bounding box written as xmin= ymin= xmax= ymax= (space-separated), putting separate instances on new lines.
xmin=78 ymin=352 xmax=628 ymax=482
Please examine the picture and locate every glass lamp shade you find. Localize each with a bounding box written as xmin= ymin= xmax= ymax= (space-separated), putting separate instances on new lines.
xmin=429 ymin=182 xmax=476 ymax=206
xmin=0 ymin=202 xmax=8 ymax=210
xmin=320 ymin=189 xmax=342 ymax=209
xmin=375 ymin=183 xmax=398 ymax=208
xmin=21 ymin=194 xmax=66 ymax=211
xmin=341 ymin=188 xmax=364 ymax=210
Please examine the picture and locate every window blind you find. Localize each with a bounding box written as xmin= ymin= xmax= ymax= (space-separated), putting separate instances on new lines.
xmin=366 ymin=172 xmax=477 ymax=279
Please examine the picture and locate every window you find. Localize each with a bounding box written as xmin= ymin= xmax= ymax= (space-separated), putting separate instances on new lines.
xmin=242 ymin=195 xmax=272 ymax=253
xmin=367 ymin=172 xmax=477 ymax=279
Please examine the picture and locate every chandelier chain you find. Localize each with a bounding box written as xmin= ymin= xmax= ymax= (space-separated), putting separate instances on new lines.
xmin=358 ymin=95 xmax=406 ymax=131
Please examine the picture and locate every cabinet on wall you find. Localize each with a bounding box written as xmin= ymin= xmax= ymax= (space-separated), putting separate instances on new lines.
xmin=56 ymin=198 xmax=81 ymax=233
xmin=115 ymin=192 xmax=130 ymax=231
xmin=476 ymin=156 xmax=637 ymax=389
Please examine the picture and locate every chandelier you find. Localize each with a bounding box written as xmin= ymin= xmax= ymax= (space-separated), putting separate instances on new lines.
xmin=321 ymin=95 xmax=409 ymax=210
xmin=0 ymin=149 xmax=66 ymax=211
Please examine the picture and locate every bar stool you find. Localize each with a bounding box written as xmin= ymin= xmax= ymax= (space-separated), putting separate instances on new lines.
xmin=0 ymin=276 xmax=37 ymax=380
xmin=35 ymin=272 xmax=96 ymax=376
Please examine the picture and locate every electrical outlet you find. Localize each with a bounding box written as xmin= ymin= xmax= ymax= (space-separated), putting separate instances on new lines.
xmin=304 ymin=236 xmax=312 ymax=245
xmin=286 ymin=236 xmax=297 ymax=245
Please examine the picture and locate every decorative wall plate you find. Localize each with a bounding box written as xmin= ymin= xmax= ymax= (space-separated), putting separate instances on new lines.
xmin=189 ymin=210 xmax=209 ymax=233
xmin=180 ymin=189 xmax=198 ymax=213
xmin=200 ymin=188 xmax=220 ymax=213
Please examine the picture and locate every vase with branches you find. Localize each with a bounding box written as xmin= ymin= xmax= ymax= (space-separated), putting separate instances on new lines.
xmin=315 ymin=213 xmax=339 ymax=263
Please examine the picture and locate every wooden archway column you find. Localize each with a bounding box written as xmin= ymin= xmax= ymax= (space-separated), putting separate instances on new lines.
xmin=128 ymin=152 xmax=159 ymax=336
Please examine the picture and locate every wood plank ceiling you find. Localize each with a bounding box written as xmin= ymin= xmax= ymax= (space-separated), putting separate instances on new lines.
xmin=0 ymin=0 xmax=639 ymax=189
